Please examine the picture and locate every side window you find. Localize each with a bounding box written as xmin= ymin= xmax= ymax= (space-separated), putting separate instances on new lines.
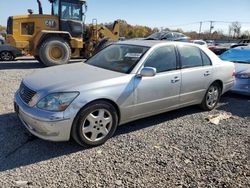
xmin=178 ymin=45 xmax=203 ymax=68
xmin=21 ymin=22 xmax=34 ymax=35
xmin=144 ymin=46 xmax=177 ymax=73
xmin=201 ymin=50 xmax=212 ymax=66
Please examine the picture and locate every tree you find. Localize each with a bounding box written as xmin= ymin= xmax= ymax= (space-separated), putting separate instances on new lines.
xmin=229 ymin=22 xmax=241 ymax=38
xmin=0 ymin=25 xmax=6 ymax=32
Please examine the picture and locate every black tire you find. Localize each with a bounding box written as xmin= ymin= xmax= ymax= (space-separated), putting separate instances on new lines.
xmin=34 ymin=55 xmax=43 ymax=64
xmin=71 ymin=101 xmax=118 ymax=147
xmin=38 ymin=37 xmax=71 ymax=66
xmin=200 ymin=83 xmax=221 ymax=111
xmin=0 ymin=51 xmax=14 ymax=61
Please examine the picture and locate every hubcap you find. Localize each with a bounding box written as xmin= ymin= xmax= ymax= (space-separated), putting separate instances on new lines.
xmin=1 ymin=51 xmax=12 ymax=60
xmin=82 ymin=109 xmax=113 ymax=142
xmin=206 ymin=86 xmax=219 ymax=108
xmin=49 ymin=46 xmax=63 ymax=60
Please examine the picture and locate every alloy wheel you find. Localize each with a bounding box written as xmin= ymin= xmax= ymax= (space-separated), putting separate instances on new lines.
xmin=81 ymin=109 xmax=113 ymax=142
xmin=0 ymin=51 xmax=13 ymax=61
xmin=206 ymin=86 xmax=219 ymax=109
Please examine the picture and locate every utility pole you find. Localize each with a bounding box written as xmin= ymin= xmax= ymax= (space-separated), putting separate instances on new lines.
xmin=209 ymin=21 xmax=214 ymax=39
xmin=199 ymin=22 xmax=203 ymax=38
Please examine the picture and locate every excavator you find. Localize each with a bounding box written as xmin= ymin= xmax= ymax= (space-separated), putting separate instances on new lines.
xmin=1 ymin=0 xmax=120 ymax=66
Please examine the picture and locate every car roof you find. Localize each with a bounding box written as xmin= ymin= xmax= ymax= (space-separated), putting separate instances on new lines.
xmin=117 ymin=40 xmax=196 ymax=47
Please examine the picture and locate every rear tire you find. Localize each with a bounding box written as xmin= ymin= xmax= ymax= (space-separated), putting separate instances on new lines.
xmin=200 ymin=83 xmax=221 ymax=111
xmin=0 ymin=51 xmax=14 ymax=61
xmin=38 ymin=37 xmax=71 ymax=66
xmin=71 ymin=101 xmax=118 ymax=147
xmin=34 ymin=55 xmax=43 ymax=64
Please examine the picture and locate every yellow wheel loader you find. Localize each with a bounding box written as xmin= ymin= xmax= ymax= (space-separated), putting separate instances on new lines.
xmin=4 ymin=0 xmax=120 ymax=66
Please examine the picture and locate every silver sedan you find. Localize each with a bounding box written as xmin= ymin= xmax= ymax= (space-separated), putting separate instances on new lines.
xmin=14 ymin=40 xmax=235 ymax=146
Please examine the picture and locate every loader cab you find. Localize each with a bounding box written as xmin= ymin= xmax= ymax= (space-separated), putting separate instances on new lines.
xmin=51 ymin=0 xmax=86 ymax=38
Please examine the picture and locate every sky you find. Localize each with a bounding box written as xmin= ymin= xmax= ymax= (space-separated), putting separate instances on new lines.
xmin=0 ymin=0 xmax=250 ymax=33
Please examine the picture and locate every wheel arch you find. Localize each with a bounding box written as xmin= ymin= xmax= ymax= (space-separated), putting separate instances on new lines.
xmin=70 ymin=98 xmax=121 ymax=143
xmin=73 ymin=98 xmax=121 ymax=125
xmin=34 ymin=32 xmax=72 ymax=55
xmin=211 ymin=80 xmax=223 ymax=93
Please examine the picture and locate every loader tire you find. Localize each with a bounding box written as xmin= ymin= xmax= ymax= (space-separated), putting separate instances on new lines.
xmin=39 ymin=37 xmax=71 ymax=66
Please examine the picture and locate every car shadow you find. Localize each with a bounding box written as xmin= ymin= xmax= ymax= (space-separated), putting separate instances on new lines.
xmin=0 ymin=59 xmax=84 ymax=70
xmin=0 ymin=105 xmax=203 ymax=172
xmin=0 ymin=60 xmax=44 ymax=70
xmin=218 ymin=93 xmax=250 ymax=118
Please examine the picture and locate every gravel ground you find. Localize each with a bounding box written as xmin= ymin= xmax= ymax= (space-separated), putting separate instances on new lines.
xmin=0 ymin=60 xmax=249 ymax=187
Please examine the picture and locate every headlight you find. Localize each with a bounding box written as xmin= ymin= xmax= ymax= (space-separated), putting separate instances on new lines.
xmin=37 ymin=92 xmax=79 ymax=112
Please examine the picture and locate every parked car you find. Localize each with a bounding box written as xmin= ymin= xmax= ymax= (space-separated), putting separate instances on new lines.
xmin=0 ymin=44 xmax=23 ymax=61
xmin=146 ymin=31 xmax=190 ymax=42
xmin=231 ymin=39 xmax=250 ymax=48
xmin=220 ymin=46 xmax=250 ymax=96
xmin=192 ymin=40 xmax=208 ymax=47
xmin=14 ymin=40 xmax=235 ymax=147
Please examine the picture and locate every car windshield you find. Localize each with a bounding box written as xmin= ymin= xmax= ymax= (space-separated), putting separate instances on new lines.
xmin=194 ymin=41 xmax=205 ymax=45
xmin=85 ymin=44 xmax=149 ymax=73
xmin=220 ymin=48 xmax=250 ymax=64
xmin=146 ymin=32 xmax=168 ymax=40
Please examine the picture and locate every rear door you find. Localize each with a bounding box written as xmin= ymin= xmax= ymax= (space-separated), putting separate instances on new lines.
xmin=133 ymin=45 xmax=181 ymax=118
xmin=177 ymin=45 xmax=213 ymax=106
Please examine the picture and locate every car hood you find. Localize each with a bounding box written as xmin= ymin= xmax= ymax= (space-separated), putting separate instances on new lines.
xmin=23 ymin=63 xmax=126 ymax=92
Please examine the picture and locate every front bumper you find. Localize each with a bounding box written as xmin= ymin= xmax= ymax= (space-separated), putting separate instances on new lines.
xmin=14 ymin=92 xmax=73 ymax=142
xmin=231 ymin=78 xmax=250 ymax=96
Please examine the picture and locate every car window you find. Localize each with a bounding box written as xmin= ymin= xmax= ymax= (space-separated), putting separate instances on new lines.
xmin=178 ymin=45 xmax=203 ymax=68
xmin=144 ymin=46 xmax=177 ymax=73
xmin=201 ymin=50 xmax=212 ymax=66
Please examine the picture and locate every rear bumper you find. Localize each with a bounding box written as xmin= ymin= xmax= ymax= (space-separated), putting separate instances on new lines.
xmin=14 ymin=92 xmax=73 ymax=142
xmin=231 ymin=78 xmax=250 ymax=96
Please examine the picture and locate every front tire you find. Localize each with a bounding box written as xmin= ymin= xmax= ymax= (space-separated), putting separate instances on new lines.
xmin=38 ymin=37 xmax=71 ymax=66
xmin=200 ymin=83 xmax=221 ymax=110
xmin=71 ymin=101 xmax=118 ymax=147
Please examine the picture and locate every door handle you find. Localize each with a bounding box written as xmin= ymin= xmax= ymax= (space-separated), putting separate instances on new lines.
xmin=171 ymin=77 xmax=180 ymax=83
xmin=204 ymin=71 xmax=211 ymax=76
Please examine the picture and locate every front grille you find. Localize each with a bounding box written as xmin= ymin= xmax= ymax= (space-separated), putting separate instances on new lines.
xmin=19 ymin=82 xmax=36 ymax=104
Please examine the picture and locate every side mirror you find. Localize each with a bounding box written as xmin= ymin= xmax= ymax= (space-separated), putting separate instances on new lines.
xmin=139 ymin=67 xmax=157 ymax=77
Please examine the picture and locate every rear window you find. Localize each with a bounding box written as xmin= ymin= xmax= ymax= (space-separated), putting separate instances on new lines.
xmin=220 ymin=48 xmax=250 ymax=63
xmin=178 ymin=45 xmax=203 ymax=68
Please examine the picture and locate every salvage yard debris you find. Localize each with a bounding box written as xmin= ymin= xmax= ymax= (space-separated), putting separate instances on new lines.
xmin=206 ymin=112 xmax=233 ymax=125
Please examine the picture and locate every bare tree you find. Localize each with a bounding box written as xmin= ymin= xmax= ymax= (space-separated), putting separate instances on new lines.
xmin=230 ymin=22 xmax=241 ymax=38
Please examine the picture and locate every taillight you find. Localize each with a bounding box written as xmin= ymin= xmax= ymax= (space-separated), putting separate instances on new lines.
xmin=232 ymin=70 xmax=236 ymax=77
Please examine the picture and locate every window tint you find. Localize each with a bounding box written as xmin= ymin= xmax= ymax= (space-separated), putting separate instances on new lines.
xmin=201 ymin=51 xmax=212 ymax=66
xmin=178 ymin=46 xmax=203 ymax=68
xmin=144 ymin=46 xmax=177 ymax=73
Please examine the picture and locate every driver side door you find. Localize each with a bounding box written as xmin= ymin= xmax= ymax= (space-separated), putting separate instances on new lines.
xmin=132 ymin=45 xmax=181 ymax=119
